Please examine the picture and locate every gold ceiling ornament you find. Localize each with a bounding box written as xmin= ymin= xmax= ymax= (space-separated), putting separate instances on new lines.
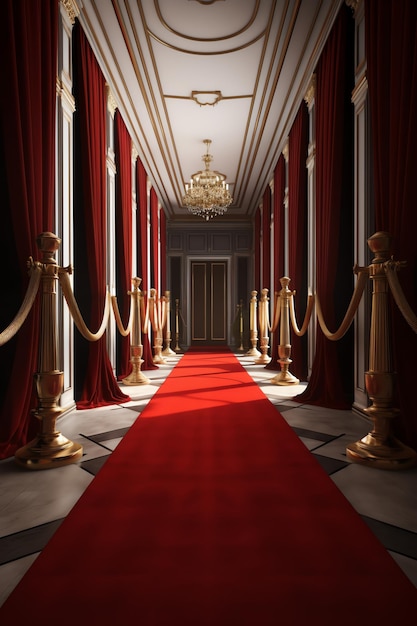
xmin=182 ymin=139 xmax=233 ymax=220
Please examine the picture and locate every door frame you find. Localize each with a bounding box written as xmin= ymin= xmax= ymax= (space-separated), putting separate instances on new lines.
xmin=186 ymin=255 xmax=232 ymax=347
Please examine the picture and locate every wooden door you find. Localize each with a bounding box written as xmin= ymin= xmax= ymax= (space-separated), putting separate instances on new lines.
xmin=191 ymin=261 xmax=227 ymax=345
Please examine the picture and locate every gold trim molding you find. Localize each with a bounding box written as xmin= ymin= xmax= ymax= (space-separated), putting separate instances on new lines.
xmin=345 ymin=0 xmax=360 ymax=17
xmin=304 ymin=74 xmax=316 ymax=108
xmin=60 ymin=0 xmax=79 ymax=25
xmin=106 ymin=84 xmax=117 ymax=118
xmin=191 ymin=90 xmax=223 ymax=106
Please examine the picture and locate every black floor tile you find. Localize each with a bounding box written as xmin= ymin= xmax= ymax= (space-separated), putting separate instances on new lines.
xmin=0 ymin=519 xmax=64 ymax=565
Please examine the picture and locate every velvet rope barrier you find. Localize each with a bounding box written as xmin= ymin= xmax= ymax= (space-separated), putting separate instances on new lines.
xmin=314 ymin=268 xmax=368 ymax=341
xmin=385 ymin=260 xmax=417 ymax=334
xmin=111 ymin=293 xmax=134 ymax=337
xmin=289 ymin=292 xmax=315 ymax=337
xmin=0 ymin=259 xmax=42 ymax=346
xmin=59 ymin=270 xmax=111 ymax=342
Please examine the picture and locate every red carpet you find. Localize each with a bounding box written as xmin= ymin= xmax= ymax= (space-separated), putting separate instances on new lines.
xmin=1 ymin=350 xmax=416 ymax=625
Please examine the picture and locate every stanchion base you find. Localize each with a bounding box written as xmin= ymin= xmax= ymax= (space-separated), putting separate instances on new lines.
xmin=246 ymin=348 xmax=261 ymax=357
xmin=346 ymin=438 xmax=417 ymax=470
xmin=162 ymin=347 xmax=176 ymax=357
xmin=270 ymin=371 xmax=300 ymax=386
xmin=15 ymin=435 xmax=83 ymax=471
xmin=122 ymin=371 xmax=150 ymax=385
xmin=255 ymin=355 xmax=271 ymax=365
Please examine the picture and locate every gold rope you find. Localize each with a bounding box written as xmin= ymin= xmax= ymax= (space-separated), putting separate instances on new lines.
xmin=111 ymin=294 xmax=134 ymax=337
xmin=0 ymin=260 xmax=42 ymax=346
xmin=289 ymin=293 xmax=315 ymax=337
xmin=315 ymin=269 xmax=368 ymax=341
xmin=59 ymin=271 xmax=110 ymax=341
xmin=269 ymin=291 xmax=281 ymax=333
xmin=385 ymin=261 xmax=417 ymax=334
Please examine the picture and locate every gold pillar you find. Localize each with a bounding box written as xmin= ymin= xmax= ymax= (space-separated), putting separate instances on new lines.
xmin=162 ymin=290 xmax=175 ymax=356
xmin=238 ymin=300 xmax=244 ymax=352
xmin=122 ymin=277 xmax=150 ymax=385
xmin=149 ymin=288 xmax=166 ymax=364
xmin=270 ymin=277 xmax=300 ymax=385
xmin=346 ymin=232 xmax=416 ymax=469
xmin=255 ymin=288 xmax=271 ymax=364
xmin=246 ymin=290 xmax=261 ymax=357
xmin=15 ymin=232 xmax=83 ymax=470
xmin=174 ymin=299 xmax=182 ymax=353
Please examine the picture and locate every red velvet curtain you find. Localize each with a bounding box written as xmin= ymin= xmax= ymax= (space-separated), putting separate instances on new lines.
xmin=261 ymin=185 xmax=271 ymax=291
xmin=254 ymin=207 xmax=261 ymax=293
xmin=0 ymin=0 xmax=58 ymax=458
xmin=150 ymin=188 xmax=159 ymax=292
xmin=114 ymin=110 xmax=133 ymax=380
xmin=365 ymin=0 xmax=417 ymax=447
xmin=265 ymin=155 xmax=286 ymax=370
xmin=160 ymin=208 xmax=167 ymax=293
xmin=288 ymin=102 xmax=309 ymax=381
xmin=136 ymin=159 xmax=157 ymax=369
xmin=72 ymin=22 xmax=129 ymax=408
xmin=295 ymin=5 xmax=353 ymax=408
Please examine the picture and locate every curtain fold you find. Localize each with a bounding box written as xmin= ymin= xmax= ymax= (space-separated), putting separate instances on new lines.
xmin=72 ymin=21 xmax=129 ymax=408
xmin=287 ymin=102 xmax=309 ymax=381
xmin=295 ymin=5 xmax=353 ymax=408
xmin=0 ymin=0 xmax=58 ymax=458
xmin=160 ymin=208 xmax=167 ymax=293
xmin=365 ymin=0 xmax=417 ymax=447
xmin=150 ymin=188 xmax=159 ymax=292
xmin=254 ymin=207 xmax=261 ymax=294
xmin=136 ymin=159 xmax=158 ymax=370
xmin=261 ymin=185 xmax=271 ymax=291
xmin=265 ymin=155 xmax=286 ymax=370
xmin=114 ymin=110 xmax=133 ymax=380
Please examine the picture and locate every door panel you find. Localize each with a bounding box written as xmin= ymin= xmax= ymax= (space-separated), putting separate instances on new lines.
xmin=191 ymin=261 xmax=227 ymax=345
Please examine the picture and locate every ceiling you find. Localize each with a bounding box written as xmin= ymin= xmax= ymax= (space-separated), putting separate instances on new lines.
xmin=76 ymin=0 xmax=343 ymax=222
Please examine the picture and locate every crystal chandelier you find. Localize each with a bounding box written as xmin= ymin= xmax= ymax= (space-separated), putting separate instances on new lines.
xmin=182 ymin=139 xmax=233 ymax=220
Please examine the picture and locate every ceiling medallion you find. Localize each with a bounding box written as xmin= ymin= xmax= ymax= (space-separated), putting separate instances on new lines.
xmin=191 ymin=90 xmax=223 ymax=107
xmin=182 ymin=139 xmax=233 ymax=221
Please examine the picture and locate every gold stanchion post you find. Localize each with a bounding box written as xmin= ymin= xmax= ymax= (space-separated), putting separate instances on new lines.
xmin=162 ymin=290 xmax=175 ymax=356
xmin=255 ymin=288 xmax=271 ymax=364
xmin=15 ymin=232 xmax=83 ymax=470
xmin=174 ymin=299 xmax=182 ymax=353
xmin=149 ymin=288 xmax=166 ymax=364
xmin=270 ymin=277 xmax=300 ymax=385
xmin=246 ymin=290 xmax=261 ymax=357
xmin=346 ymin=232 xmax=416 ymax=469
xmin=122 ymin=277 xmax=150 ymax=385
xmin=238 ymin=300 xmax=244 ymax=352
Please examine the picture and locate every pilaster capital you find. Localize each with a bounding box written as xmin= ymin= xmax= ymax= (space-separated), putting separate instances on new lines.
xmin=60 ymin=0 xmax=79 ymax=25
xmin=304 ymin=74 xmax=316 ymax=109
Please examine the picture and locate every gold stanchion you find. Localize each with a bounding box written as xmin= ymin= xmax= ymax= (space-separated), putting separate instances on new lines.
xmin=15 ymin=232 xmax=83 ymax=470
xmin=255 ymin=288 xmax=271 ymax=364
xmin=149 ymin=288 xmax=167 ymax=364
xmin=270 ymin=277 xmax=299 ymax=385
xmin=162 ymin=290 xmax=175 ymax=356
xmin=238 ymin=300 xmax=244 ymax=352
xmin=346 ymin=232 xmax=416 ymax=469
xmin=121 ymin=277 xmax=150 ymax=385
xmin=246 ymin=290 xmax=261 ymax=357
xmin=174 ymin=299 xmax=182 ymax=353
